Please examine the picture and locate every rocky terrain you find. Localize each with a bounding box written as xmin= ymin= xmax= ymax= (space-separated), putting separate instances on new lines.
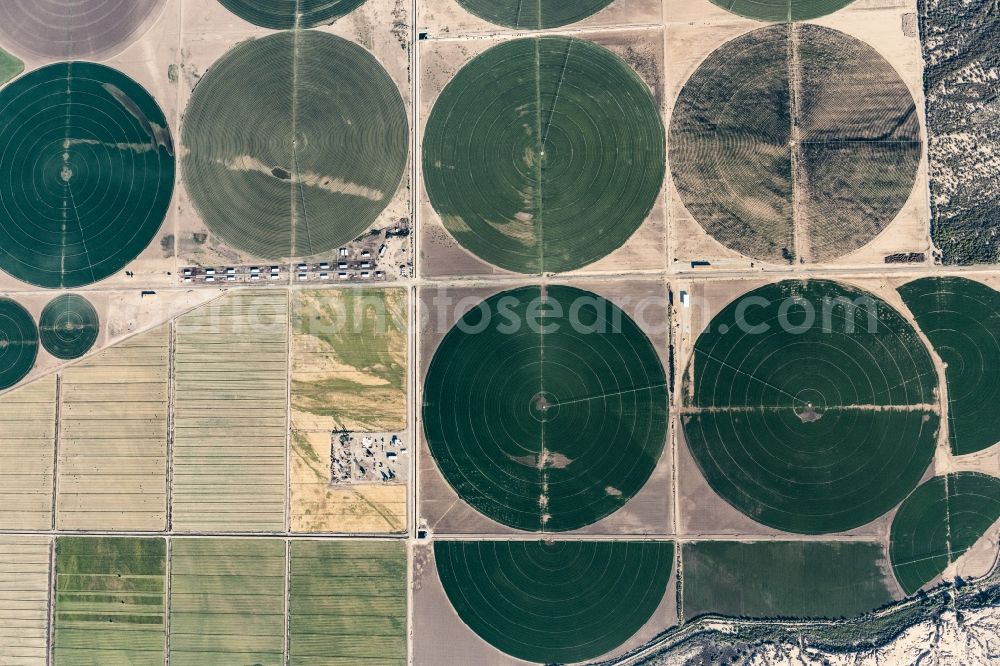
xmin=919 ymin=0 xmax=1000 ymax=264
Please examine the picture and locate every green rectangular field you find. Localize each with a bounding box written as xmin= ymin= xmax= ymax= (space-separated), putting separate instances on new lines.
xmin=54 ymin=537 xmax=166 ymax=665
xmin=169 ymin=538 xmax=286 ymax=665
xmin=289 ymin=541 xmax=407 ymax=665
xmin=682 ymin=541 xmax=894 ymax=619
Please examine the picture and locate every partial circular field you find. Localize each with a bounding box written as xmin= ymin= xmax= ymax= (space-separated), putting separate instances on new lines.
xmin=423 ymin=37 xmax=665 ymax=274
xmin=183 ymin=31 xmax=407 ymax=260
xmin=890 ymin=473 xmax=1000 ymax=594
xmin=423 ymin=286 xmax=668 ymax=532
xmin=682 ymin=280 xmax=938 ymax=534
xmin=0 ymin=298 xmax=38 ymax=390
xmin=0 ymin=0 xmax=165 ymax=60
xmin=435 ymin=540 xmax=673 ymax=663
xmin=217 ymin=0 xmax=365 ymax=29
xmin=40 ymin=295 xmax=100 ymax=360
xmin=670 ymin=24 xmax=921 ymax=263
xmin=456 ymin=0 xmax=614 ymax=29
xmin=710 ymin=0 xmax=855 ymax=21
xmin=0 ymin=62 xmax=175 ymax=288
xmin=899 ymin=277 xmax=1000 ymax=455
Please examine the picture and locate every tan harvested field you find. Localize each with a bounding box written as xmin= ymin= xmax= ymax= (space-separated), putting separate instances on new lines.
xmin=57 ymin=327 xmax=168 ymax=531
xmin=291 ymin=288 xmax=407 ymax=432
xmin=0 ymin=537 xmax=50 ymax=666
xmin=0 ymin=377 xmax=55 ymax=531
xmin=172 ymin=291 xmax=288 ymax=532
xmin=291 ymin=431 xmax=407 ymax=534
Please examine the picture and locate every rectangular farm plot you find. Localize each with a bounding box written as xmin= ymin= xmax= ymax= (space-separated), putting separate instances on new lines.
xmin=57 ymin=327 xmax=169 ymax=531
xmin=682 ymin=541 xmax=895 ymax=620
xmin=289 ymin=541 xmax=406 ymax=665
xmin=291 ymin=431 xmax=407 ymax=534
xmin=0 ymin=537 xmax=50 ymax=665
xmin=0 ymin=376 xmax=55 ymax=530
xmin=173 ymin=292 xmax=289 ymax=532
xmin=169 ymin=539 xmax=286 ymax=666
xmin=291 ymin=289 xmax=407 ymax=432
xmin=54 ymin=537 xmax=166 ymax=665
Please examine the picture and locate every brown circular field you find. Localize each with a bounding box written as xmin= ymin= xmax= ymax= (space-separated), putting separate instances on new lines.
xmin=0 ymin=0 xmax=165 ymax=60
xmin=670 ymin=24 xmax=921 ymax=264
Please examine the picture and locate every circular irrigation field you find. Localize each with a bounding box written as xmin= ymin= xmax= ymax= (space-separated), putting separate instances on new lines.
xmin=682 ymin=280 xmax=939 ymax=534
xmin=422 ymin=286 xmax=668 ymax=532
xmin=39 ymin=295 xmax=100 ymax=360
xmin=456 ymin=0 xmax=614 ymax=29
xmin=0 ymin=0 xmax=165 ymax=60
xmin=710 ymin=0 xmax=855 ymax=21
xmin=890 ymin=473 xmax=1000 ymax=595
xmin=670 ymin=24 xmax=921 ymax=263
xmin=217 ymin=0 xmax=365 ymax=29
xmin=435 ymin=540 xmax=673 ymax=663
xmin=0 ymin=63 xmax=175 ymax=289
xmin=183 ymin=31 xmax=407 ymax=261
xmin=423 ymin=37 xmax=665 ymax=274
xmin=0 ymin=298 xmax=38 ymax=390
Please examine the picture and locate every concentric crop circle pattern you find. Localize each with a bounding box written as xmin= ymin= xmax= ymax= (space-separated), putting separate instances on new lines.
xmin=455 ymin=0 xmax=615 ymax=29
xmin=710 ymin=0 xmax=856 ymax=21
xmin=890 ymin=473 xmax=1000 ymax=594
xmin=0 ymin=0 xmax=165 ymax=60
xmin=39 ymin=294 xmax=100 ymax=360
xmin=423 ymin=37 xmax=665 ymax=274
xmin=216 ymin=0 xmax=366 ymax=29
xmin=0 ymin=298 xmax=39 ymax=390
xmin=434 ymin=540 xmax=673 ymax=663
xmin=683 ymin=280 xmax=939 ymax=534
xmin=182 ymin=30 xmax=408 ymax=261
xmin=423 ymin=286 xmax=668 ymax=532
xmin=0 ymin=62 xmax=175 ymax=289
xmin=899 ymin=277 xmax=1000 ymax=455
xmin=669 ymin=24 xmax=921 ymax=264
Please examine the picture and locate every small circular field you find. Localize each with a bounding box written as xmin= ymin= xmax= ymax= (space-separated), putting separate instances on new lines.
xmin=423 ymin=37 xmax=665 ymax=274
xmin=710 ymin=0 xmax=855 ymax=21
xmin=422 ymin=286 xmax=668 ymax=532
xmin=0 ymin=0 xmax=165 ymax=60
xmin=670 ymin=24 xmax=920 ymax=263
xmin=890 ymin=473 xmax=1000 ymax=595
xmin=183 ymin=31 xmax=408 ymax=260
xmin=217 ymin=0 xmax=365 ymax=29
xmin=0 ymin=298 xmax=38 ymax=390
xmin=682 ymin=280 xmax=939 ymax=534
xmin=434 ymin=540 xmax=673 ymax=663
xmin=0 ymin=62 xmax=175 ymax=288
xmin=39 ymin=295 xmax=100 ymax=360
xmin=456 ymin=0 xmax=614 ymax=29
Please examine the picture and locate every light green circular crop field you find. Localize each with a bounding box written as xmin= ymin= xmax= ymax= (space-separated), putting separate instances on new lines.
xmin=423 ymin=37 xmax=664 ymax=274
xmin=39 ymin=295 xmax=100 ymax=360
xmin=183 ymin=30 xmax=408 ymax=260
xmin=455 ymin=0 xmax=614 ymax=29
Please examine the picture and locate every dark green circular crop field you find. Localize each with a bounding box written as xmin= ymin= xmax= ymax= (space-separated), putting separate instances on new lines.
xmin=183 ymin=31 xmax=407 ymax=260
xmin=39 ymin=295 xmax=100 ymax=360
xmin=670 ymin=24 xmax=920 ymax=263
xmin=423 ymin=286 xmax=668 ymax=532
xmin=0 ymin=62 xmax=174 ymax=288
xmin=899 ymin=277 xmax=1000 ymax=455
xmin=423 ymin=37 xmax=664 ymax=274
xmin=0 ymin=298 xmax=38 ymax=390
xmin=683 ymin=280 xmax=939 ymax=534
xmin=456 ymin=0 xmax=614 ymax=28
xmin=435 ymin=540 xmax=673 ymax=663
xmin=217 ymin=0 xmax=364 ymax=29
xmin=710 ymin=0 xmax=855 ymax=21
xmin=890 ymin=473 xmax=1000 ymax=594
